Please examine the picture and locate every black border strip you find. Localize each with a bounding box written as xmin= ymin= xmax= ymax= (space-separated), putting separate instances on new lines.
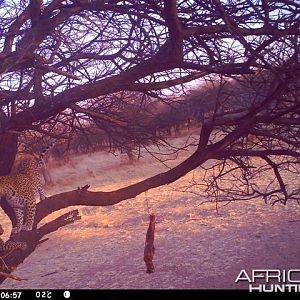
xmin=0 ymin=289 xmax=299 ymax=300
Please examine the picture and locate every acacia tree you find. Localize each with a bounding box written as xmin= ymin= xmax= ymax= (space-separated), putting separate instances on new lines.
xmin=0 ymin=0 xmax=299 ymax=282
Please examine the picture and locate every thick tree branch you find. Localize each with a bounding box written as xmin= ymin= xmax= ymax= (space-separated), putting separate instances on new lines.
xmin=35 ymin=147 xmax=207 ymax=223
xmin=0 ymin=209 xmax=81 ymax=284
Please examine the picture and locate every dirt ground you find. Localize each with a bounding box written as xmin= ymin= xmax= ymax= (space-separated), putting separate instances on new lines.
xmin=1 ymin=136 xmax=299 ymax=289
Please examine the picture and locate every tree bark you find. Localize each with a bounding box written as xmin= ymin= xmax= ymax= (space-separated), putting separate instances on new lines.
xmin=0 ymin=132 xmax=18 ymax=176
xmin=34 ymin=148 xmax=207 ymax=223
xmin=0 ymin=210 xmax=81 ymax=284
xmin=0 ymin=132 xmax=19 ymax=228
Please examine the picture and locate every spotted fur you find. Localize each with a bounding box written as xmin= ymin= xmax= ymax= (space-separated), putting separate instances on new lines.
xmin=0 ymin=224 xmax=26 ymax=254
xmin=0 ymin=144 xmax=54 ymax=235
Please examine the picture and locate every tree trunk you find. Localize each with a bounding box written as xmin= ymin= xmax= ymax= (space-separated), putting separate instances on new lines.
xmin=0 ymin=132 xmax=18 ymax=175
xmin=0 ymin=132 xmax=19 ymax=229
xmin=0 ymin=210 xmax=81 ymax=285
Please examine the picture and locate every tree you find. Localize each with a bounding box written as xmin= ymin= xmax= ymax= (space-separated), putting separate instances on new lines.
xmin=0 ymin=0 xmax=299 ymax=283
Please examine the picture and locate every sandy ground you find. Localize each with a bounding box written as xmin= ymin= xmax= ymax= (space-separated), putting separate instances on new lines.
xmin=0 ymin=135 xmax=300 ymax=289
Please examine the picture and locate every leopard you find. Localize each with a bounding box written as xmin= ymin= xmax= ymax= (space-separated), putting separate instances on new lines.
xmin=0 ymin=224 xmax=26 ymax=254
xmin=0 ymin=144 xmax=54 ymax=236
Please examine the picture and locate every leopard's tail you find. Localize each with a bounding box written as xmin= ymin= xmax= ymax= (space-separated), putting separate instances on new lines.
xmin=37 ymin=143 xmax=55 ymax=169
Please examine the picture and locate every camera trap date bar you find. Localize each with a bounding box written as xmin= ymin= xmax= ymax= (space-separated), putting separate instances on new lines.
xmin=0 ymin=291 xmax=71 ymax=300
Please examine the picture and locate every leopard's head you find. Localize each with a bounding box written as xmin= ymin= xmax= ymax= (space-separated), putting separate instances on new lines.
xmin=16 ymin=158 xmax=37 ymax=173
